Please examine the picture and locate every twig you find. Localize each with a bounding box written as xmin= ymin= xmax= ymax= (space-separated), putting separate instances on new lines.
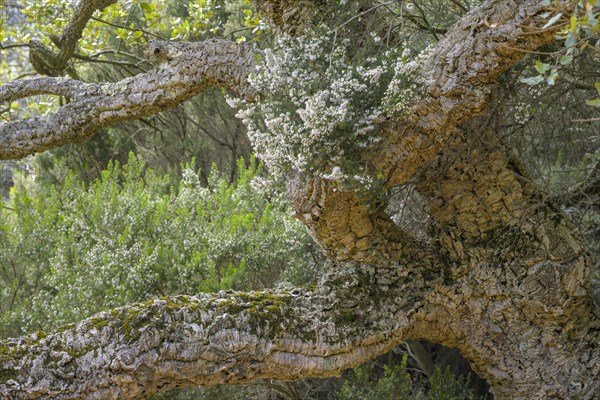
xmin=572 ymin=117 xmax=600 ymax=123
xmin=91 ymin=16 xmax=166 ymax=40
xmin=329 ymin=1 xmax=395 ymax=68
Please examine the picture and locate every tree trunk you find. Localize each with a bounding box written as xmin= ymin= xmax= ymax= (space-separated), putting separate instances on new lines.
xmin=0 ymin=0 xmax=598 ymax=399
xmin=411 ymin=128 xmax=600 ymax=399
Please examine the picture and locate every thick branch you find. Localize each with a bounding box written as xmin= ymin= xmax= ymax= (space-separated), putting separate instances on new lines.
xmin=252 ymin=0 xmax=322 ymax=34
xmin=0 ymin=265 xmax=431 ymax=399
xmin=287 ymin=175 xmax=438 ymax=268
xmin=0 ymin=39 xmax=255 ymax=159
xmin=0 ymin=78 xmax=90 ymax=103
xmin=375 ymin=0 xmax=574 ymax=187
xmin=281 ymin=0 xmax=576 ymax=266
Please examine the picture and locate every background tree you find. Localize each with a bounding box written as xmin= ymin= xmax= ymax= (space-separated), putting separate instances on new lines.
xmin=0 ymin=0 xmax=599 ymax=399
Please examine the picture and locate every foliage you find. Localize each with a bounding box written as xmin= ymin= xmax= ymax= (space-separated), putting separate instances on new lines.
xmin=0 ymin=0 xmax=598 ymax=398
xmin=2 ymin=0 xmax=259 ymax=50
xmin=338 ymin=355 xmax=415 ymax=400
xmin=151 ymin=384 xmax=262 ymax=400
xmin=338 ymin=355 xmax=482 ymax=400
xmin=520 ymin=0 xmax=599 ymax=105
xmin=0 ymin=153 xmax=322 ymax=338
xmin=0 ymin=0 xmax=256 ymax=183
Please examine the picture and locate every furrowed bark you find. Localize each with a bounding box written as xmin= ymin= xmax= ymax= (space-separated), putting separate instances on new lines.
xmin=1 ymin=0 xmax=599 ymax=399
xmin=287 ymin=175 xmax=437 ymax=268
xmin=360 ymin=3 xmax=600 ymax=394
xmin=375 ymin=0 xmax=574 ymax=187
xmin=0 ymin=78 xmax=91 ymax=103
xmin=0 ymin=39 xmax=255 ymax=159
xmin=412 ymin=128 xmax=600 ymax=399
xmin=253 ymin=0 xmax=321 ymax=34
xmin=0 ymin=264 xmax=433 ymax=399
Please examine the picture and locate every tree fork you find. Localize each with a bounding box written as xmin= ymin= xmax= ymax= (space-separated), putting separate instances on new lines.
xmin=1 ymin=0 xmax=599 ymax=398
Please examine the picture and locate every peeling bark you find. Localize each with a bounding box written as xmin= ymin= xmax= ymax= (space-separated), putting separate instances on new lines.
xmin=375 ymin=0 xmax=572 ymax=187
xmin=413 ymin=129 xmax=600 ymax=398
xmin=287 ymin=175 xmax=435 ymax=267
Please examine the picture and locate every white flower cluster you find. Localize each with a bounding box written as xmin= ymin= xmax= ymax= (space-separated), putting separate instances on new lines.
xmin=382 ymin=45 xmax=433 ymax=117
xmin=229 ymin=34 xmax=431 ymax=179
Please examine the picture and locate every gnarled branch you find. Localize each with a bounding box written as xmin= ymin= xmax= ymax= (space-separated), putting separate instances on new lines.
xmin=375 ymin=0 xmax=574 ymax=187
xmin=0 ymin=265 xmax=432 ymax=399
xmin=287 ymin=175 xmax=437 ymax=268
xmin=0 ymin=39 xmax=255 ymax=159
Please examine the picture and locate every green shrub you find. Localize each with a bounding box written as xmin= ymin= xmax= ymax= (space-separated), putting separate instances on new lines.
xmin=0 ymin=153 xmax=323 ymax=337
xmin=337 ymin=355 xmax=482 ymax=400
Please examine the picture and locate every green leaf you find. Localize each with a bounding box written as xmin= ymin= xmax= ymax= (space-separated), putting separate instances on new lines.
xmin=535 ymin=60 xmax=550 ymax=74
xmin=542 ymin=13 xmax=562 ymax=29
xmin=565 ymin=32 xmax=577 ymax=48
xmin=519 ymin=75 xmax=544 ymax=85
xmin=570 ymin=15 xmax=578 ymax=32
xmin=140 ymin=2 xmax=154 ymax=12
xmin=586 ymin=98 xmax=600 ymax=107
xmin=559 ymin=54 xmax=573 ymax=65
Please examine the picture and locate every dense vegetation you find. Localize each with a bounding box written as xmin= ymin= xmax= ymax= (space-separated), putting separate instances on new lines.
xmin=0 ymin=0 xmax=599 ymax=398
xmin=0 ymin=155 xmax=486 ymax=398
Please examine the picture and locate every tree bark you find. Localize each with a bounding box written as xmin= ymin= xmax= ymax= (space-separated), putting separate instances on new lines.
xmin=1 ymin=0 xmax=599 ymax=399
xmin=0 ymin=264 xmax=435 ymax=399
xmin=27 ymin=0 xmax=118 ymax=76
xmin=0 ymin=39 xmax=256 ymax=159
xmin=412 ymin=128 xmax=599 ymax=399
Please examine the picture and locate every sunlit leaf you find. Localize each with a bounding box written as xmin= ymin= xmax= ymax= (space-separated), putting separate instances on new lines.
xmin=586 ymin=98 xmax=600 ymax=107
xmin=570 ymin=15 xmax=578 ymax=32
xmin=535 ymin=60 xmax=549 ymax=74
xmin=140 ymin=2 xmax=154 ymax=13
xmin=542 ymin=13 xmax=562 ymax=29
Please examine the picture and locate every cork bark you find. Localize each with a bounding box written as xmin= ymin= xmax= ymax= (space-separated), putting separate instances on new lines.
xmin=1 ymin=264 xmax=434 ymax=399
xmin=1 ymin=1 xmax=598 ymax=399
xmin=0 ymin=39 xmax=256 ymax=159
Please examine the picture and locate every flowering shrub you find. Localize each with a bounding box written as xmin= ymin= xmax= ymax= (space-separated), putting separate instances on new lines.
xmin=229 ymin=32 xmax=431 ymax=180
xmin=0 ymin=154 xmax=323 ymax=336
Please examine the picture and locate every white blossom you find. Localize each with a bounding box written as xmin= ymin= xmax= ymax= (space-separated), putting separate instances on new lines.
xmin=323 ymin=166 xmax=345 ymax=181
xmin=230 ymin=33 xmax=430 ymax=179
